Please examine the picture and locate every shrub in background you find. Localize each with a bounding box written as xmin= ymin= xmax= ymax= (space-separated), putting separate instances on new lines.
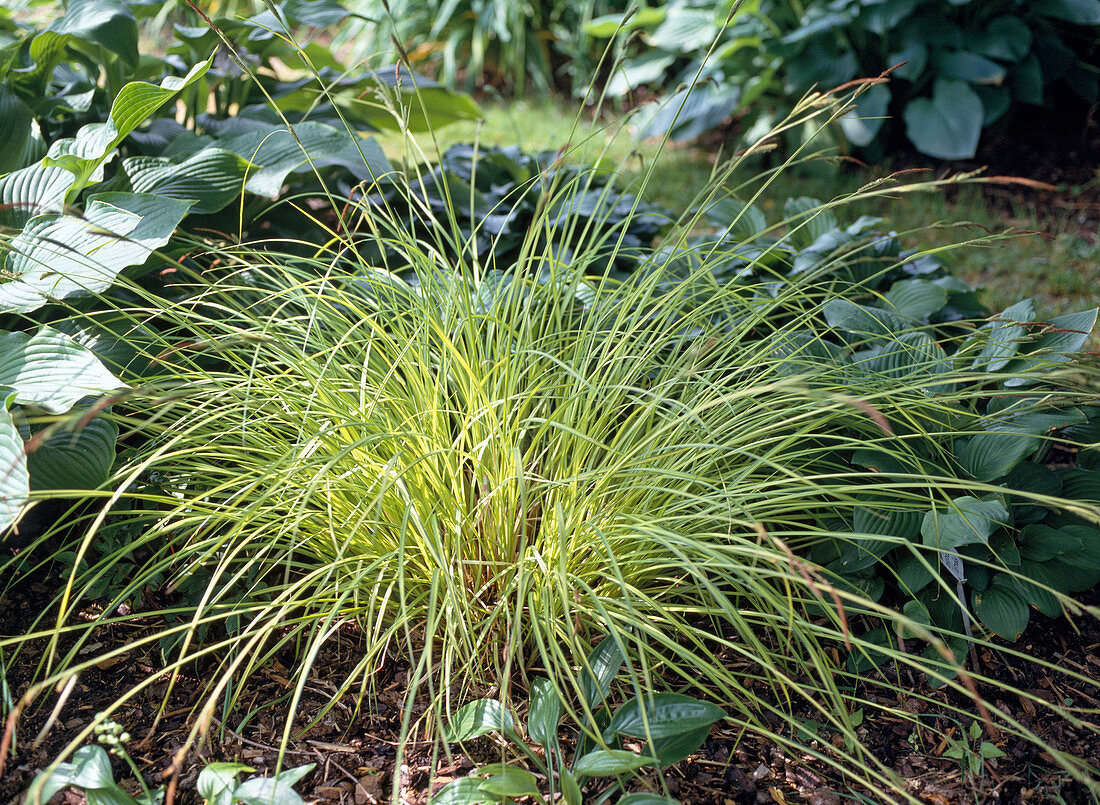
xmin=589 ymin=0 xmax=1100 ymax=158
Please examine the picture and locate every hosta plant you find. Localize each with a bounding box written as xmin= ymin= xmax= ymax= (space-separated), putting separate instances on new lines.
xmin=433 ymin=636 xmax=723 ymax=805
xmin=589 ymin=0 xmax=1100 ymax=158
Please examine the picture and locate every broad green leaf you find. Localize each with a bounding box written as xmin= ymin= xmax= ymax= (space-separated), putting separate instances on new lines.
xmin=197 ymin=763 xmax=254 ymax=805
xmin=213 ymin=122 xmax=392 ymax=197
xmin=0 ymin=327 xmax=122 ymax=414
xmin=1034 ymin=0 xmax=1100 ymax=25
xmin=649 ymin=7 xmax=717 ymax=51
xmin=428 ymin=777 xmax=494 ymax=805
xmin=971 ymin=299 xmax=1035 ymax=371
xmin=961 ymin=430 xmax=1041 ymax=482
xmin=606 ymin=52 xmax=675 ymax=97
xmin=822 ymin=299 xmax=909 ymax=343
xmin=0 ymin=403 xmax=29 ymax=531
xmin=0 ymin=159 xmax=80 ymax=228
xmin=1014 ymin=562 xmax=1065 ymax=617
xmin=921 ymin=497 xmax=1009 ymax=551
xmin=1 ymin=193 xmax=191 ymax=313
xmin=50 ymin=0 xmax=138 ymax=69
xmin=609 ymin=694 xmax=724 ymax=740
xmin=867 ymin=332 xmax=949 ymax=384
xmin=579 ymin=635 xmax=625 ymax=708
xmin=903 ymin=79 xmax=983 ymax=160
xmin=527 ymin=677 xmax=561 ymax=747
xmin=572 ymin=749 xmax=656 ymax=778
xmin=1019 ymin=524 xmax=1080 ymax=562
xmin=28 ymin=415 xmax=118 ymax=491
xmin=883 ymin=279 xmax=948 ymax=320
xmin=476 ymin=765 xmax=539 ymax=798
xmin=648 ymin=723 xmax=711 ymax=766
xmin=124 ymin=149 xmax=253 ymax=214
xmin=233 ymin=777 xmax=307 ymax=805
xmin=444 ymin=699 xmax=515 ymax=742
xmin=0 ymin=85 xmax=43 ymax=174
xmin=1026 ymin=308 xmax=1098 ymax=358
xmin=784 ymin=197 xmax=838 ymax=249
xmin=43 ymin=57 xmax=213 ymax=202
xmin=935 ymin=51 xmax=1007 ymax=85
xmin=559 ymin=769 xmax=582 ymax=805
xmin=972 ymin=582 xmax=1029 ymax=641
xmin=585 ymin=8 xmax=667 ymax=37
xmin=617 ymin=796 xmax=679 ymax=805
xmin=840 ymin=84 xmax=890 ymax=147
xmin=972 ymin=17 xmax=1032 ymax=63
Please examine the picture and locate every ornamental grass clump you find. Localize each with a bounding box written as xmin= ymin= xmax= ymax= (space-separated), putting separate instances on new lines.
xmin=4 ymin=89 xmax=1100 ymax=801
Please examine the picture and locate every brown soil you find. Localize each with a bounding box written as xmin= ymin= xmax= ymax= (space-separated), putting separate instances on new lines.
xmin=2 ymin=574 xmax=1099 ymax=805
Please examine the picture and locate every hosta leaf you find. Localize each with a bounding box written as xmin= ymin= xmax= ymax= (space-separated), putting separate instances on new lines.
xmin=823 ymin=299 xmax=909 ymax=343
xmin=0 ymin=327 xmax=122 ymax=414
xmin=580 ymin=635 xmax=624 ymax=708
xmin=903 ymin=79 xmax=983 ymax=160
xmin=197 ymin=763 xmax=254 ymax=805
xmin=883 ymin=279 xmax=948 ymax=320
xmin=585 ymin=8 xmax=667 ymax=37
xmin=1018 ymin=524 xmax=1080 ymax=562
xmin=27 ymin=415 xmax=118 ymax=491
xmin=214 ymin=122 xmax=392 ymax=197
xmin=50 ymin=0 xmax=139 ymax=69
xmin=606 ymin=51 xmax=675 ymax=97
xmin=784 ymin=197 xmax=838 ymax=250
xmin=475 ymin=765 xmax=539 ymax=798
xmin=1014 ymin=562 xmax=1065 ymax=617
xmin=43 ymin=57 xmax=214 ymax=202
xmin=527 ymin=678 xmax=561 ymax=747
xmin=1033 ymin=0 xmax=1100 ymax=25
xmin=572 ymin=749 xmax=656 ymax=778
xmin=428 ymin=777 xmax=494 ymax=805
xmin=935 ymin=50 xmax=1007 ymax=85
xmin=617 ymin=796 xmax=679 ymax=805
xmin=921 ymin=497 xmax=1009 ymax=551
xmin=972 ymin=299 xmax=1034 ymax=371
xmin=0 ymin=160 xmax=80 ymax=229
xmin=444 ymin=699 xmax=515 ymax=742
xmin=1059 ymin=468 xmax=1100 ymax=503
xmin=972 ymin=17 xmax=1032 ymax=63
xmin=866 ymin=332 xmax=949 ymax=382
xmin=647 ymin=723 xmax=711 ymax=766
xmin=972 ymin=581 xmax=1029 ymax=641
xmin=0 ymin=403 xmax=30 ymax=531
xmin=960 ymin=429 xmax=1041 ymax=482
xmin=124 ymin=149 xmax=252 ymax=214
xmin=1 ymin=193 xmax=191 ymax=313
xmin=0 ymin=85 xmax=44 ymax=174
xmin=609 ymin=694 xmax=724 ymax=740
xmin=649 ymin=7 xmax=718 ymax=51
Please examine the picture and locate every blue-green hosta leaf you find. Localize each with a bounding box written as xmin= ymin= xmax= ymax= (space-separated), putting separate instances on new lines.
xmin=903 ymin=79 xmax=983 ymax=160
xmin=609 ymin=694 xmax=724 ymax=740
xmin=0 ymin=159 xmax=80 ymax=229
xmin=972 ymin=17 xmax=1032 ymax=63
xmin=883 ymin=279 xmax=949 ymax=320
xmin=1018 ymin=524 xmax=1080 ymax=562
xmin=1059 ymin=468 xmax=1100 ymax=502
xmin=49 ymin=0 xmax=138 ymax=69
xmin=585 ymin=7 xmax=667 ymax=37
xmin=921 ymin=497 xmax=1010 ymax=551
xmin=971 ymin=299 xmax=1034 ymax=372
xmin=972 ymin=580 xmax=1029 ymax=641
xmin=866 ymin=332 xmax=950 ymax=386
xmin=43 ymin=57 xmax=213 ymax=202
xmin=960 ymin=428 xmax=1042 ymax=482
xmin=213 ymin=122 xmax=392 ymax=197
xmin=232 ymin=764 xmax=314 ymax=805
xmin=443 ymin=699 xmax=516 ymax=743
xmin=0 ymin=85 xmax=44 ymax=174
xmin=1033 ymin=0 xmax=1100 ymax=25
xmin=1014 ymin=561 xmax=1065 ymax=617
xmin=1002 ymin=308 xmax=1099 ymax=385
xmin=606 ymin=51 xmax=675 ymax=97
xmin=823 ymin=299 xmax=910 ymax=343
xmin=32 ymin=746 xmax=116 ymax=802
xmin=632 ymin=83 xmax=742 ymax=142
xmin=840 ymin=83 xmax=890 ymax=147
xmin=572 ymin=749 xmax=657 ymax=778
xmin=896 ymin=552 xmax=935 ymax=594
xmin=526 ymin=677 xmax=561 ymax=747
xmin=783 ymin=197 xmax=838 ymax=250
xmin=1 ymin=193 xmax=191 ymax=312
xmin=618 ymin=797 xmax=679 ymax=805
xmin=27 ymin=415 xmax=118 ymax=491
xmin=124 ymin=149 xmax=253 ymax=214
xmin=0 ymin=327 xmax=122 ymax=413
xmin=0 ymin=403 xmax=29 ymax=531
xmin=935 ymin=50 xmax=1008 ymax=85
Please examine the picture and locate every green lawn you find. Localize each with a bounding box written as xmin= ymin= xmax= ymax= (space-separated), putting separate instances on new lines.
xmin=376 ymin=98 xmax=1100 ymax=321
